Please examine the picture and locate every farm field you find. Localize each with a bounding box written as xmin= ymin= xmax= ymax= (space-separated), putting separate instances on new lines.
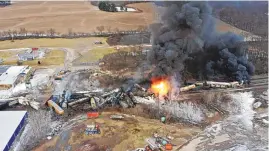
xmin=73 ymin=47 xmax=116 ymax=63
xmin=0 ymin=37 xmax=108 ymax=50
xmin=0 ymin=1 xmax=155 ymax=33
xmin=0 ymin=1 xmax=255 ymax=37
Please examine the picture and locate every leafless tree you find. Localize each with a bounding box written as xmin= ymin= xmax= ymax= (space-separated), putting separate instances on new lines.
xmin=32 ymin=31 xmax=39 ymax=36
xmin=96 ymin=26 xmax=105 ymax=33
xmin=47 ymin=28 xmax=56 ymax=37
xmin=114 ymin=27 xmax=120 ymax=33
xmin=7 ymin=30 xmax=12 ymax=38
xmin=12 ymin=30 xmax=18 ymax=37
xmin=137 ymin=25 xmax=146 ymax=32
xmin=68 ymin=28 xmax=73 ymax=37
xmin=39 ymin=31 xmax=45 ymax=36
xmin=106 ymin=26 xmax=111 ymax=33
xmin=19 ymin=27 xmax=27 ymax=37
xmin=18 ymin=110 xmax=52 ymax=151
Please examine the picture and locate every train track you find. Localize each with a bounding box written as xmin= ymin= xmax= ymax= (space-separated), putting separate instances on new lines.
xmin=180 ymin=75 xmax=268 ymax=98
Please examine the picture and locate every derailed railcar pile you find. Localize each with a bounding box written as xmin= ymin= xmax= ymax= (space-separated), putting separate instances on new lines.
xmin=46 ymin=77 xmax=248 ymax=116
xmin=46 ymin=83 xmax=153 ymax=115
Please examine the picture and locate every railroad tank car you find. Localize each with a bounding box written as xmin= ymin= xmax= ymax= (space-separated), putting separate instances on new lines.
xmin=47 ymin=100 xmax=64 ymax=115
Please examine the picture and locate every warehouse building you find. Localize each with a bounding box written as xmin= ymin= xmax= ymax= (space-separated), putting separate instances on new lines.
xmin=0 ymin=66 xmax=32 ymax=90
xmin=0 ymin=111 xmax=27 ymax=151
xmin=0 ymin=66 xmax=10 ymax=75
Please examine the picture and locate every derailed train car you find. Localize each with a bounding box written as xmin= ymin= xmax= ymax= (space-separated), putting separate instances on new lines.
xmin=179 ymin=81 xmax=242 ymax=93
xmin=204 ymin=81 xmax=241 ymax=88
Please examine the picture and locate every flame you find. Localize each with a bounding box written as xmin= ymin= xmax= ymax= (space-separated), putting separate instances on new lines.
xmin=150 ymin=77 xmax=171 ymax=97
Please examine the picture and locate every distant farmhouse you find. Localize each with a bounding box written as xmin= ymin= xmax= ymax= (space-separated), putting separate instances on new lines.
xmin=0 ymin=0 xmax=11 ymax=6
xmin=17 ymin=48 xmax=45 ymax=61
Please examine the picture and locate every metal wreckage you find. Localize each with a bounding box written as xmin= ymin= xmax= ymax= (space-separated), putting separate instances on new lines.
xmin=47 ymin=83 xmax=153 ymax=115
xmin=47 ymin=79 xmax=244 ymax=115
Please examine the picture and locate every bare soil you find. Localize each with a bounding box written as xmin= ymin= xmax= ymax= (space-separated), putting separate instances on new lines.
xmin=33 ymin=111 xmax=202 ymax=151
xmin=0 ymin=2 xmax=155 ymax=33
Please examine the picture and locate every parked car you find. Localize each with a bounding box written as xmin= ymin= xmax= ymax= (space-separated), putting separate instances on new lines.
xmin=94 ymin=41 xmax=103 ymax=44
xmin=85 ymin=124 xmax=101 ymax=135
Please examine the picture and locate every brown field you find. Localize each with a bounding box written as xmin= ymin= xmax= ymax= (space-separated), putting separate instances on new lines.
xmin=0 ymin=1 xmax=155 ymax=33
xmin=34 ymin=111 xmax=201 ymax=151
xmin=0 ymin=1 xmax=251 ymax=35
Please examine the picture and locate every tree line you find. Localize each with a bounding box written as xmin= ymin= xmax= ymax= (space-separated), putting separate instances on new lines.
xmin=0 ymin=26 xmax=149 ymax=41
xmin=217 ymin=6 xmax=268 ymax=38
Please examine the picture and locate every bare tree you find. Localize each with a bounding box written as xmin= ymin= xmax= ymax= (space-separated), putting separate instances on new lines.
xmin=47 ymin=28 xmax=56 ymax=37
xmin=96 ymin=26 xmax=105 ymax=33
xmin=68 ymin=28 xmax=73 ymax=37
xmin=114 ymin=27 xmax=120 ymax=33
xmin=18 ymin=110 xmax=51 ymax=151
xmin=39 ymin=31 xmax=45 ymax=37
xmin=12 ymin=30 xmax=18 ymax=37
xmin=106 ymin=26 xmax=111 ymax=33
xmin=19 ymin=27 xmax=27 ymax=37
xmin=7 ymin=30 xmax=12 ymax=38
xmin=137 ymin=25 xmax=146 ymax=32
xmin=32 ymin=31 xmax=39 ymax=37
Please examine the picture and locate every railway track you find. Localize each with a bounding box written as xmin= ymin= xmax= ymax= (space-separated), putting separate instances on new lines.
xmin=180 ymin=75 xmax=268 ymax=98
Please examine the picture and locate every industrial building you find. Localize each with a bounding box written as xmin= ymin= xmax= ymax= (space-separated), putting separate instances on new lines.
xmin=0 ymin=111 xmax=27 ymax=151
xmin=0 ymin=66 xmax=32 ymax=90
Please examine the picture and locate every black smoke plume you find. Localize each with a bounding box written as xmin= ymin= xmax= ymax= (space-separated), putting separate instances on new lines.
xmin=148 ymin=1 xmax=254 ymax=83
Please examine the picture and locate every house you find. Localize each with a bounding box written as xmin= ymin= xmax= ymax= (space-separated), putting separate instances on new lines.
xmin=17 ymin=48 xmax=45 ymax=61
xmin=17 ymin=53 xmax=34 ymax=61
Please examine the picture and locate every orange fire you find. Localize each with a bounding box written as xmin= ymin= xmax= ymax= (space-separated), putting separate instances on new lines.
xmin=150 ymin=77 xmax=171 ymax=97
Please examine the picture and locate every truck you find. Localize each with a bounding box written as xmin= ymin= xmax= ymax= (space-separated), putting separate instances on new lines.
xmin=85 ymin=124 xmax=101 ymax=135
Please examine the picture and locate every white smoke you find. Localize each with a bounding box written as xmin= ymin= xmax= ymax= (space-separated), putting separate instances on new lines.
xmin=223 ymin=92 xmax=256 ymax=130
xmin=169 ymin=74 xmax=180 ymax=100
xmin=162 ymin=101 xmax=205 ymax=124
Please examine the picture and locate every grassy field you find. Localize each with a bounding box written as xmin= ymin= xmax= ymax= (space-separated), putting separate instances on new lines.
xmin=0 ymin=51 xmax=19 ymax=60
xmin=0 ymin=37 xmax=108 ymax=50
xmin=74 ymin=47 xmax=116 ymax=63
xmin=73 ymin=45 xmax=144 ymax=64
xmin=3 ymin=50 xmax=65 ymax=66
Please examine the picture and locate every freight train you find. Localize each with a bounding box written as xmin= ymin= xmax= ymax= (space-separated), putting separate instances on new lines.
xmin=179 ymin=81 xmax=242 ymax=92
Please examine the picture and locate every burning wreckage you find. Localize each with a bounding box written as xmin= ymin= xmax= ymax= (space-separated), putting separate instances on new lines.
xmin=46 ymin=78 xmax=245 ymax=115
xmin=1 ymin=2 xmax=256 ymax=117
xmin=46 ymin=83 xmax=154 ymax=115
xmin=46 ymin=1 xmax=255 ymax=115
